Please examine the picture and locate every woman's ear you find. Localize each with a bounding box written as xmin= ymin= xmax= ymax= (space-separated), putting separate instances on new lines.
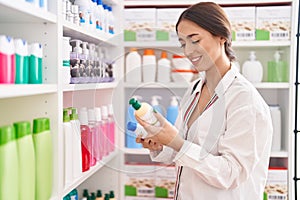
xmin=220 ymin=37 xmax=226 ymax=45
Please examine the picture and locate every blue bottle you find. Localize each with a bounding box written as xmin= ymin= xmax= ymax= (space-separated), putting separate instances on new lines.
xmin=166 ymin=96 xmax=179 ymax=125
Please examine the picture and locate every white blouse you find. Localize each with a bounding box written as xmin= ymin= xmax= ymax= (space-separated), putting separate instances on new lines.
xmin=151 ymin=67 xmax=273 ymax=200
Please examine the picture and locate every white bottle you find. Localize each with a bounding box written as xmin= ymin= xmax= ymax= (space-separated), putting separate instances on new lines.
xmin=81 ymin=42 xmax=90 ymax=83
xmin=157 ymin=51 xmax=171 ymax=83
xmin=269 ymin=105 xmax=281 ymax=151
xmin=151 ymin=95 xmax=164 ymax=115
xmin=102 ymin=4 xmax=109 ymax=33
xmin=74 ymin=0 xmax=90 ymax=28
xmin=69 ymin=108 xmax=82 ymax=179
xmin=62 ymin=37 xmax=72 ymax=84
xmin=242 ymin=51 xmax=263 ymax=83
xmin=107 ymin=6 xmax=114 ymax=34
xmin=142 ymin=49 xmax=156 ymax=82
xmin=125 ymin=48 xmax=142 ymax=82
xmin=96 ymin=0 xmax=105 ymax=32
xmin=127 ymin=121 xmax=148 ymax=138
xmin=63 ymin=108 xmax=73 ymax=186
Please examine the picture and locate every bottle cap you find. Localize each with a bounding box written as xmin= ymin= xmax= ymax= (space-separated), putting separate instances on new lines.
xmin=14 ymin=38 xmax=28 ymax=56
xmin=0 ymin=125 xmax=16 ymax=145
xmin=143 ymin=49 xmax=154 ymax=56
xmin=13 ymin=121 xmax=31 ymax=139
xmin=109 ymin=191 xmax=115 ymax=198
xmin=161 ymin=51 xmax=167 ymax=59
xmin=170 ymin=96 xmax=179 ymax=106
xmin=90 ymin=192 xmax=96 ymax=200
xmin=83 ymin=189 xmax=89 ymax=197
xmin=101 ymin=105 xmax=108 ymax=119
xmin=95 ymin=107 xmax=102 ymax=122
xmin=70 ymin=108 xmax=79 ymax=120
xmin=172 ymin=54 xmax=185 ymax=59
xmin=29 ymin=43 xmax=43 ymax=58
xmin=33 ymin=117 xmax=50 ymax=134
xmin=88 ymin=108 xmax=96 ymax=121
xmin=151 ymin=95 xmax=161 ymax=106
xmin=104 ymin=194 xmax=110 ymax=200
xmin=130 ymin=47 xmax=137 ymax=52
xmin=70 ymin=39 xmax=82 ymax=54
xmin=108 ymin=104 xmax=113 ymax=115
xmin=127 ymin=121 xmax=137 ymax=131
xmin=96 ymin=190 xmax=103 ymax=197
xmin=79 ymin=108 xmax=89 ymax=125
xmin=129 ymin=98 xmax=141 ymax=110
xmin=63 ymin=109 xmax=70 ymax=122
xmin=81 ymin=42 xmax=89 ymax=55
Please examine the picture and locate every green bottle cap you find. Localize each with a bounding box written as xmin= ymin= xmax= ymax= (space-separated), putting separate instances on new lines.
xmin=33 ymin=117 xmax=50 ymax=134
xmin=109 ymin=191 xmax=115 ymax=198
xmin=129 ymin=98 xmax=141 ymax=110
xmin=70 ymin=108 xmax=78 ymax=120
xmin=96 ymin=190 xmax=102 ymax=197
xmin=104 ymin=194 xmax=109 ymax=200
xmin=63 ymin=109 xmax=70 ymax=122
xmin=83 ymin=189 xmax=89 ymax=197
xmin=90 ymin=192 xmax=96 ymax=200
xmin=0 ymin=125 xmax=16 ymax=145
xmin=13 ymin=121 xmax=31 ymax=139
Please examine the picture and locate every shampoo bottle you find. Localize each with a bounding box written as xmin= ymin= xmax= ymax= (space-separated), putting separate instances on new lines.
xmin=142 ymin=49 xmax=156 ymax=82
xmin=32 ymin=117 xmax=53 ymax=200
xmin=267 ymin=51 xmax=288 ymax=82
xmin=127 ymin=121 xmax=148 ymax=139
xmin=0 ymin=35 xmax=15 ymax=84
xmin=242 ymin=51 xmax=263 ymax=83
xmin=125 ymin=48 xmax=142 ymax=83
xmin=79 ymin=108 xmax=91 ymax=172
xmin=166 ymin=96 xmax=179 ymax=125
xmin=0 ymin=125 xmax=18 ymax=200
xmin=14 ymin=38 xmax=29 ymax=84
xmin=28 ymin=43 xmax=43 ymax=84
xmin=14 ymin=121 xmax=35 ymax=200
xmin=63 ymin=108 xmax=73 ymax=186
xmin=157 ymin=51 xmax=171 ymax=83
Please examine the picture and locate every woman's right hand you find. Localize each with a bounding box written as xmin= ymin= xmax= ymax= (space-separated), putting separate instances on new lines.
xmin=136 ymin=136 xmax=163 ymax=151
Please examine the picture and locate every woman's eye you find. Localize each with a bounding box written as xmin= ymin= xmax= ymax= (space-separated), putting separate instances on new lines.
xmin=180 ymin=43 xmax=186 ymax=48
xmin=191 ymin=40 xmax=200 ymax=44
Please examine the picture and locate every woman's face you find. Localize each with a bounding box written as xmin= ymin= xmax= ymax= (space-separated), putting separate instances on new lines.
xmin=177 ymin=19 xmax=225 ymax=72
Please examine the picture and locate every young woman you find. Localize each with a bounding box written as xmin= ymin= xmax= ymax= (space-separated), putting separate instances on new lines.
xmin=136 ymin=2 xmax=273 ymax=200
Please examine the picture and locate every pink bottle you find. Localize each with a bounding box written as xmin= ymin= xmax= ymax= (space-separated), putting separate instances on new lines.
xmin=95 ymin=107 xmax=103 ymax=160
xmin=0 ymin=35 xmax=15 ymax=83
xmin=87 ymin=108 xmax=97 ymax=166
xmin=108 ymin=104 xmax=115 ymax=151
xmin=101 ymin=105 xmax=110 ymax=155
xmin=79 ymin=108 xmax=91 ymax=172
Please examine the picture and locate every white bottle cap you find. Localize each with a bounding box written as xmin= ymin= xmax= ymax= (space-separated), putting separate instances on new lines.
xmin=88 ymin=108 xmax=96 ymax=121
xmin=14 ymin=38 xmax=28 ymax=56
xmin=95 ymin=107 xmax=102 ymax=122
xmin=170 ymin=96 xmax=179 ymax=106
xmin=79 ymin=107 xmax=88 ymax=125
xmin=151 ymin=95 xmax=161 ymax=106
xmin=29 ymin=43 xmax=43 ymax=58
xmin=81 ymin=42 xmax=89 ymax=55
xmin=101 ymin=105 xmax=108 ymax=119
xmin=70 ymin=39 xmax=82 ymax=54
xmin=108 ymin=104 xmax=113 ymax=115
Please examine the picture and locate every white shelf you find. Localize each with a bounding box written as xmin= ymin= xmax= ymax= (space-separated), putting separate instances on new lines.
xmin=0 ymin=0 xmax=57 ymax=23
xmin=124 ymin=0 xmax=292 ymax=6
xmin=63 ymin=20 xmax=119 ymax=46
xmin=0 ymin=84 xmax=58 ymax=99
xmin=124 ymin=82 xmax=189 ymax=89
xmin=271 ymin=151 xmax=289 ymax=158
xmin=63 ymin=82 xmax=118 ymax=92
xmin=123 ymin=148 xmax=150 ymax=155
xmin=61 ymin=150 xmax=118 ymax=198
xmin=253 ymin=82 xmax=290 ymax=89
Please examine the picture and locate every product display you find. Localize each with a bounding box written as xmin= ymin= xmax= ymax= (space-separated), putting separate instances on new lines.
xmin=242 ymin=51 xmax=263 ymax=83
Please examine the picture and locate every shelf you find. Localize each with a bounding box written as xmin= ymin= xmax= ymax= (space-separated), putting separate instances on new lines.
xmin=63 ymin=82 xmax=118 ymax=92
xmin=0 ymin=0 xmax=57 ymax=23
xmin=61 ymin=150 xmax=118 ymax=198
xmin=63 ymin=20 xmax=119 ymax=46
xmin=0 ymin=84 xmax=58 ymax=99
xmin=253 ymin=82 xmax=290 ymax=89
xmin=123 ymin=148 xmax=150 ymax=155
xmin=270 ymin=151 xmax=288 ymax=158
xmin=124 ymin=0 xmax=292 ymax=6
xmin=124 ymin=82 xmax=189 ymax=89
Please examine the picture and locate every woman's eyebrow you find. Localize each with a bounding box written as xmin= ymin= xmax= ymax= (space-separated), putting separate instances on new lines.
xmin=178 ymin=33 xmax=199 ymax=42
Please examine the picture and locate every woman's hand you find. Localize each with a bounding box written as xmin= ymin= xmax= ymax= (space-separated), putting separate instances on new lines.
xmin=135 ymin=111 xmax=184 ymax=152
xmin=136 ymin=136 xmax=163 ymax=151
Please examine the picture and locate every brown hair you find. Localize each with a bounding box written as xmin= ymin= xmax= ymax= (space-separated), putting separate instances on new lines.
xmin=176 ymin=2 xmax=236 ymax=61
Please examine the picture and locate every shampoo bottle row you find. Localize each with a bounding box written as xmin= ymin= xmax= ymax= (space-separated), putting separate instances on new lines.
xmin=0 ymin=118 xmax=53 ymax=200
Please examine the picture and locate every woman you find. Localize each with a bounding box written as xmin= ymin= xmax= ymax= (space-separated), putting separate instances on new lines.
xmin=136 ymin=2 xmax=273 ymax=200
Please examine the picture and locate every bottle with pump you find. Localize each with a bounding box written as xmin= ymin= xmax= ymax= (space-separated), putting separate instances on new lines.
xmin=267 ymin=51 xmax=288 ymax=82
xmin=126 ymin=95 xmax=142 ymax=148
xmin=32 ymin=117 xmax=53 ymax=200
xmin=87 ymin=108 xmax=97 ymax=166
xmin=0 ymin=35 xmax=15 ymax=84
xmin=166 ymin=96 xmax=179 ymax=125
xmin=80 ymin=42 xmax=90 ymax=83
xmin=242 ymin=51 xmax=263 ymax=83
xmin=14 ymin=38 xmax=29 ymax=84
xmin=125 ymin=48 xmax=142 ymax=83
xmin=142 ymin=49 xmax=156 ymax=82
xmin=70 ymin=108 xmax=82 ymax=178
xmin=127 ymin=121 xmax=148 ymax=139
xmin=96 ymin=190 xmax=104 ymax=200
xmin=70 ymin=39 xmax=82 ymax=84
xmin=157 ymin=51 xmax=171 ymax=83
xmin=129 ymin=98 xmax=161 ymax=127
xmin=0 ymin=125 xmax=19 ymax=200
xmin=63 ymin=108 xmax=73 ymax=186
xmin=79 ymin=108 xmax=91 ymax=172
xmin=28 ymin=43 xmax=43 ymax=84
xmin=108 ymin=104 xmax=115 ymax=152
xmin=13 ymin=121 xmax=35 ymax=200
xmin=151 ymin=95 xmax=164 ymax=115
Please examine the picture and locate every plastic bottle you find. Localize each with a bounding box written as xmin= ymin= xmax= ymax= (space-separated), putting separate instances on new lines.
xmin=28 ymin=43 xmax=43 ymax=84
xmin=151 ymin=95 xmax=164 ymax=115
xmin=127 ymin=121 xmax=148 ymax=139
xmin=32 ymin=117 xmax=53 ymax=200
xmin=14 ymin=38 xmax=29 ymax=84
xmin=267 ymin=51 xmax=288 ymax=82
xmin=166 ymin=96 xmax=179 ymax=125
xmin=242 ymin=51 xmax=263 ymax=83
xmin=96 ymin=190 xmax=104 ymax=200
xmin=142 ymin=49 xmax=156 ymax=82
xmin=62 ymin=37 xmax=72 ymax=84
xmin=79 ymin=108 xmax=91 ymax=171
xmin=70 ymin=39 xmax=82 ymax=84
xmin=108 ymin=104 xmax=115 ymax=152
xmin=107 ymin=6 xmax=114 ymax=34
xmin=129 ymin=98 xmax=161 ymax=126
xmin=39 ymin=0 xmax=48 ymax=10
xmin=95 ymin=107 xmax=104 ymax=160
xmin=63 ymin=108 xmax=73 ymax=186
xmin=126 ymin=96 xmax=142 ymax=148
xmin=74 ymin=0 xmax=90 ymax=28
xmin=69 ymin=108 xmax=82 ymax=178
xmin=125 ymin=48 xmax=142 ymax=83
xmin=269 ymin=105 xmax=281 ymax=151
xmin=80 ymin=42 xmax=90 ymax=83
xmin=13 ymin=121 xmax=35 ymax=200
xmin=0 ymin=35 xmax=15 ymax=84
xmin=87 ymin=108 xmax=97 ymax=166
xmin=102 ymin=4 xmax=109 ymax=33
xmin=101 ymin=105 xmax=110 ymax=155
xmin=88 ymin=43 xmax=96 ymax=83
xmin=157 ymin=51 xmax=171 ymax=83
xmin=0 ymin=125 xmax=19 ymax=200
xmin=96 ymin=0 xmax=104 ymax=31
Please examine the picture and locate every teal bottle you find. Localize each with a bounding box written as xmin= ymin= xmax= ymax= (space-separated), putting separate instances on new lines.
xmin=14 ymin=39 xmax=29 ymax=84
xmin=14 ymin=121 xmax=35 ymax=200
xmin=0 ymin=125 xmax=19 ymax=200
xmin=32 ymin=117 xmax=53 ymax=200
xmin=29 ymin=43 xmax=43 ymax=84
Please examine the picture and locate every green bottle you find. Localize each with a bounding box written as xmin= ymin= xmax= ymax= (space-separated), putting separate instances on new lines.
xmin=14 ymin=39 xmax=29 ymax=84
xmin=14 ymin=121 xmax=35 ymax=200
xmin=267 ymin=51 xmax=288 ymax=82
xmin=32 ymin=117 xmax=53 ymax=200
xmin=0 ymin=125 xmax=19 ymax=200
xmin=29 ymin=43 xmax=43 ymax=84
